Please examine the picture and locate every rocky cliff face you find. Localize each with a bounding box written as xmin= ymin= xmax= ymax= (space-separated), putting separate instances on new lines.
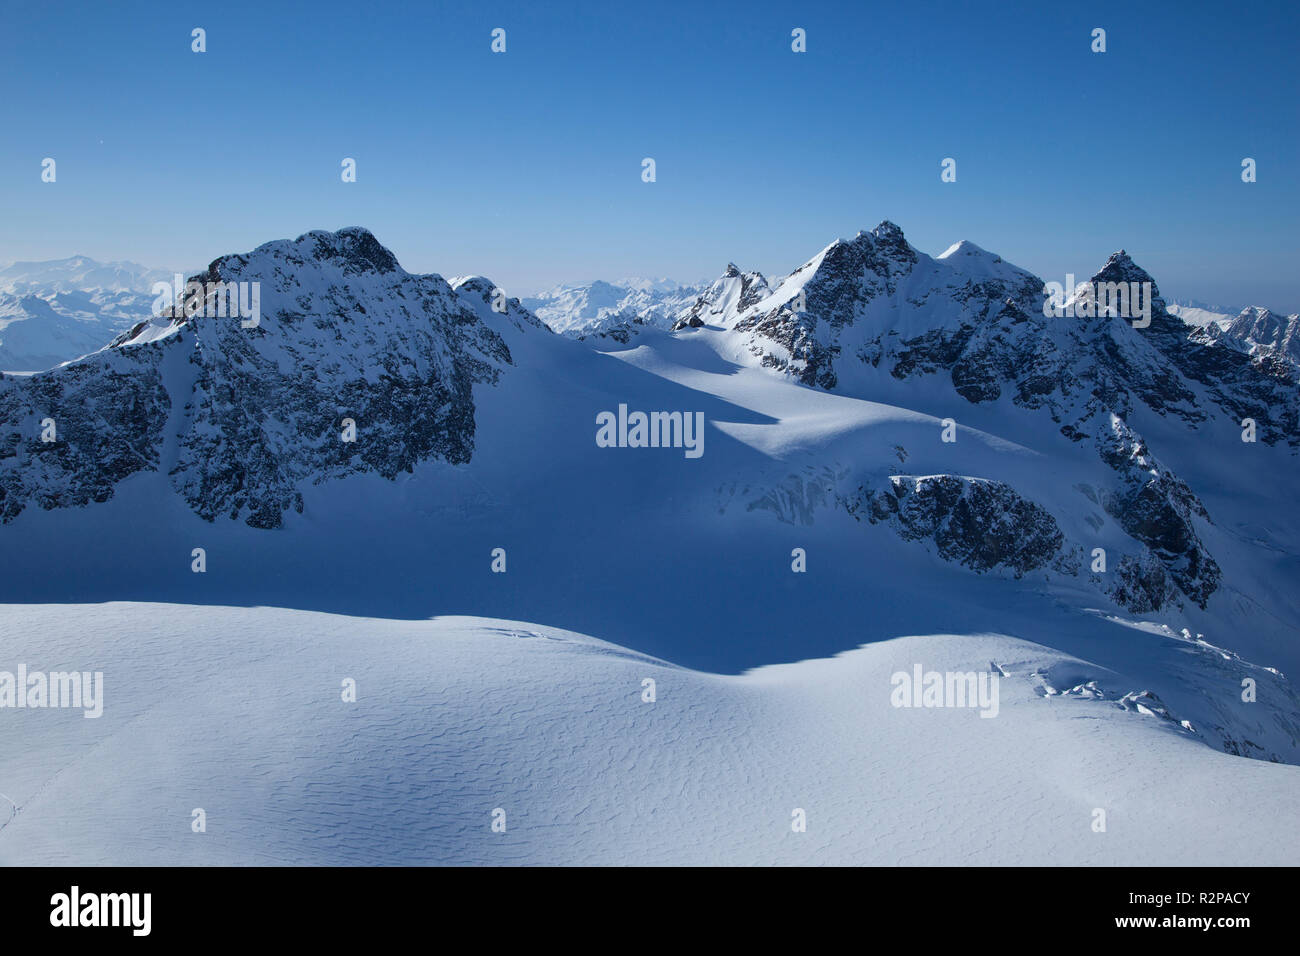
xmin=845 ymin=475 xmax=1071 ymax=578
xmin=1093 ymin=415 xmax=1221 ymax=607
xmin=0 ymin=351 xmax=169 ymax=521
xmin=0 ymin=228 xmax=523 ymax=528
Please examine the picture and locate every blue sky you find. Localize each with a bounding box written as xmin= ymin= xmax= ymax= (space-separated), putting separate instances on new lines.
xmin=1 ymin=0 xmax=1296 ymax=309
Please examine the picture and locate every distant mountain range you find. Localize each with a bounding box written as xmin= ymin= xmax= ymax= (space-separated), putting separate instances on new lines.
xmin=527 ymin=262 xmax=1300 ymax=382
xmin=520 ymin=277 xmax=705 ymax=339
xmin=7 ymin=249 xmax=1299 ymax=380
xmin=0 ymin=256 xmax=175 ymax=372
xmin=0 ymin=255 xmax=172 ymax=295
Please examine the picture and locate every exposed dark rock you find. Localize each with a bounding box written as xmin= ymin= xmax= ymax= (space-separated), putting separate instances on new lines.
xmin=845 ymin=474 xmax=1065 ymax=577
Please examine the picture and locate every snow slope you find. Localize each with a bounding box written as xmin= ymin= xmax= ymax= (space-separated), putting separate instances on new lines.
xmin=1168 ymin=302 xmax=1235 ymax=330
xmin=1 ymin=603 xmax=1296 ymax=866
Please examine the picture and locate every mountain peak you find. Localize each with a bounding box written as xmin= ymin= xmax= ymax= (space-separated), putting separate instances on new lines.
xmin=4 ymin=227 xmax=529 ymax=528
xmin=1091 ymin=250 xmax=1158 ymax=296
xmin=1100 ymin=249 xmax=1135 ymax=271
xmin=234 ymin=227 xmax=402 ymax=278
xmin=938 ymin=239 xmax=996 ymax=261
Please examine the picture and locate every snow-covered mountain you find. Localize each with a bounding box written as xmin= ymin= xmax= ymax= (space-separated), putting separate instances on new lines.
xmin=662 ymin=224 xmax=1300 ymax=613
xmin=668 ymin=224 xmax=1296 ymax=443
xmin=1167 ymin=301 xmax=1236 ymax=330
xmin=521 ymin=277 xmax=703 ymax=340
xmin=0 ymin=229 xmax=544 ymax=528
xmin=1200 ymin=306 xmax=1300 ymax=371
xmin=3 ymin=224 xmax=1296 ymax=650
xmin=671 ymin=262 xmax=772 ymax=331
xmin=2 ymin=224 xmax=1299 ymax=864
xmin=0 ymin=256 xmax=173 ymax=372
xmin=1161 ymin=302 xmax=1300 ymax=374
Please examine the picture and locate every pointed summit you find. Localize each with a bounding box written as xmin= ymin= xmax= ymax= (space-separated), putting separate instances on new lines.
xmin=1091 ymin=250 xmax=1160 ymax=299
xmin=938 ymin=239 xmax=996 ymax=261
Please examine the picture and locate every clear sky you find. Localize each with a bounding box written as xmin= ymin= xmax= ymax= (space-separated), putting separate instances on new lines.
xmin=1 ymin=0 xmax=1296 ymax=309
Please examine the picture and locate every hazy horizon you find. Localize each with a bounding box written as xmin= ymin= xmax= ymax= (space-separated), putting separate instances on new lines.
xmin=1 ymin=224 xmax=1290 ymax=317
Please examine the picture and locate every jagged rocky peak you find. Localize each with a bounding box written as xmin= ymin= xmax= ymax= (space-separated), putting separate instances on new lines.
xmin=866 ymin=219 xmax=908 ymax=246
xmin=1234 ymin=304 xmax=1282 ymax=324
xmin=0 ymin=228 xmax=537 ymax=529
xmin=671 ymin=262 xmax=770 ymax=330
xmin=814 ymin=219 xmax=920 ymax=280
xmin=682 ymin=222 xmax=1293 ymax=613
xmin=251 ymin=226 xmax=401 ymax=276
xmin=1225 ymin=305 xmax=1300 ymax=355
xmin=1089 ymin=249 xmax=1161 ymax=297
xmin=713 ymin=221 xmax=1048 ymax=392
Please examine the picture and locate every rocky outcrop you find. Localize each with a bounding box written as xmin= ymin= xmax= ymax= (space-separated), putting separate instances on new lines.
xmin=1108 ymin=551 xmax=1180 ymax=613
xmin=1095 ymin=417 xmax=1220 ymax=607
xmin=845 ymin=474 xmax=1067 ymax=577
